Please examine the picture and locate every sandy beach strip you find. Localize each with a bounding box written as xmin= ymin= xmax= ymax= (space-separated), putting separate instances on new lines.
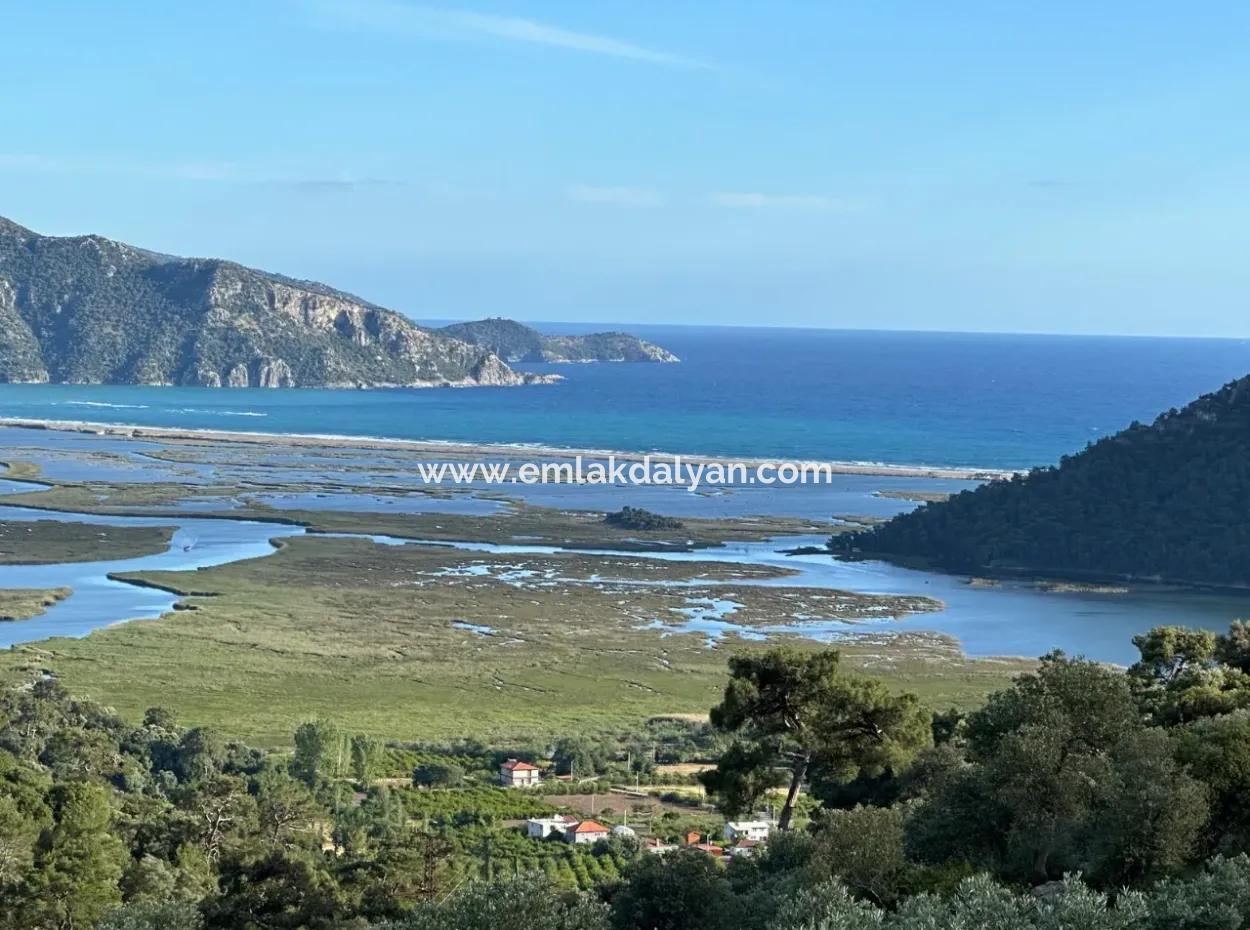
xmin=0 ymin=417 xmax=1012 ymax=481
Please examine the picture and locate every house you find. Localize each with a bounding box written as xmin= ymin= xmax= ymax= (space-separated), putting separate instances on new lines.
xmin=683 ymin=830 xmax=703 ymax=847
xmin=499 ymin=758 xmax=541 ymax=788
xmin=691 ymin=842 xmax=724 ymax=858
xmin=728 ymin=838 xmax=762 ymax=859
xmin=724 ymin=821 xmax=771 ymax=843
xmin=643 ymin=837 xmax=676 ymax=855
xmin=526 ymin=815 xmax=579 ymax=839
xmin=565 ymin=820 xmax=611 ymax=844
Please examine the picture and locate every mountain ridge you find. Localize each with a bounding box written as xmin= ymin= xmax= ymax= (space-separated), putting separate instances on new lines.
xmin=0 ymin=217 xmax=569 ymax=389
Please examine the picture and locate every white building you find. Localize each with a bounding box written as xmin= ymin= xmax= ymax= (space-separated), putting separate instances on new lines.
xmin=611 ymin=824 xmax=637 ymax=839
xmin=643 ymin=836 xmax=676 ymax=855
xmin=499 ymin=758 xmax=541 ymax=788
xmin=526 ymin=815 xmax=579 ymax=839
xmin=729 ymin=838 xmax=762 ymax=858
xmin=724 ymin=821 xmax=771 ymax=844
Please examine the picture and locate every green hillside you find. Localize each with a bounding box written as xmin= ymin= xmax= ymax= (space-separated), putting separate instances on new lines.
xmin=832 ymin=376 xmax=1250 ymax=586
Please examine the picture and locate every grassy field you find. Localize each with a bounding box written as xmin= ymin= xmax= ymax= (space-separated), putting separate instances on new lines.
xmin=0 ymin=587 xmax=70 ymax=621
xmin=0 ymin=535 xmax=1030 ymax=747
xmin=0 ymin=519 xmax=174 ymax=564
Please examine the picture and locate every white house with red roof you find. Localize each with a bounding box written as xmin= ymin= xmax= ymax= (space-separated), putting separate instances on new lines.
xmin=728 ymin=838 xmax=763 ymax=858
xmin=527 ymin=815 xmax=579 ymax=839
xmin=565 ymin=820 xmax=611 ymax=844
xmin=499 ymin=758 xmax=541 ymax=787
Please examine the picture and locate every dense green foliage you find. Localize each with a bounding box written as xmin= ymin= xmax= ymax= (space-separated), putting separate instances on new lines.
xmin=700 ymin=649 xmax=929 ymax=829
xmin=388 ymin=852 xmax=1250 ymax=930
xmin=12 ymin=629 xmax=1250 ymax=928
xmin=438 ymin=318 xmax=677 ymax=363
xmin=0 ymin=217 xmax=534 ymax=388
xmin=831 ymin=375 xmax=1250 ymax=585
xmin=438 ymin=319 xmax=548 ymax=361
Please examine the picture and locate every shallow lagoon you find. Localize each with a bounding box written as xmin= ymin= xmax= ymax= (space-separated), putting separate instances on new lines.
xmin=2 ymin=500 xmax=1249 ymax=663
xmin=2 ymin=427 xmax=1249 ymax=665
xmin=397 ymin=535 xmax=1250 ymax=665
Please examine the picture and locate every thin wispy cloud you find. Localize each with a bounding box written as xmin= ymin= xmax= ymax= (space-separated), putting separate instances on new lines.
xmin=261 ymin=175 xmax=407 ymax=193
xmin=0 ymin=154 xmax=402 ymax=192
xmin=0 ymin=154 xmax=243 ymax=183
xmin=306 ymin=0 xmax=706 ymax=69
xmin=566 ymin=185 xmax=665 ymax=207
xmin=710 ymin=192 xmax=852 ymax=211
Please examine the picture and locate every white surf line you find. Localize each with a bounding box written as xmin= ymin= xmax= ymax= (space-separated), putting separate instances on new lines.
xmin=0 ymin=418 xmax=1012 ymax=481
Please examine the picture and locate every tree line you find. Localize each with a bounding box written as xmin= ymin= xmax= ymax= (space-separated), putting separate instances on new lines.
xmin=9 ymin=622 xmax=1250 ymax=928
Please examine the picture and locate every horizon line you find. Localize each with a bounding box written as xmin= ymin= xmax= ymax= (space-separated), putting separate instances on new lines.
xmin=414 ymin=316 xmax=1250 ymax=343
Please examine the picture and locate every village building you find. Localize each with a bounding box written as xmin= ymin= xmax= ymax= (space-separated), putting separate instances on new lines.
xmin=499 ymin=758 xmax=541 ymax=788
xmin=724 ymin=820 xmax=771 ymax=843
xmin=643 ymin=836 xmax=677 ymax=854
xmin=566 ymin=820 xmax=611 ymax=844
xmin=728 ymin=838 xmax=762 ymax=858
xmin=526 ymin=815 xmax=579 ymax=839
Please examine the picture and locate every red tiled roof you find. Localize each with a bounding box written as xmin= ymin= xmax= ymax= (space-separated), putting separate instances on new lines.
xmin=572 ymin=820 xmax=609 ymax=834
xmin=501 ymin=759 xmax=539 ymax=772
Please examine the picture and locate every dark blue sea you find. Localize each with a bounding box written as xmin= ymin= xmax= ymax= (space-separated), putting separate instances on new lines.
xmin=1 ymin=326 xmax=1247 ymax=470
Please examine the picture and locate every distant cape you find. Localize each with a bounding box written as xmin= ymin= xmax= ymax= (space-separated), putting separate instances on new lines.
xmin=438 ymin=317 xmax=679 ymax=364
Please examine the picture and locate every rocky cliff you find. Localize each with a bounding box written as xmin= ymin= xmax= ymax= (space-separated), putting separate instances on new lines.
xmin=0 ymin=217 xmax=557 ymax=389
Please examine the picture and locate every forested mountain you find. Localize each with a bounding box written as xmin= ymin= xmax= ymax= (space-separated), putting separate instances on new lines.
xmin=439 ymin=317 xmax=678 ymax=363
xmin=832 ymin=375 xmax=1250 ymax=586
xmin=0 ymin=217 xmax=556 ymax=389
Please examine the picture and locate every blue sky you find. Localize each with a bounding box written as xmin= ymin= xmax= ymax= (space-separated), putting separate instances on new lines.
xmin=3 ymin=1 xmax=1249 ymax=335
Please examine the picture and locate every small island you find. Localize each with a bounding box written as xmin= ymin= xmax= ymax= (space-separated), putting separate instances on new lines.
xmin=602 ymin=507 xmax=686 ymax=531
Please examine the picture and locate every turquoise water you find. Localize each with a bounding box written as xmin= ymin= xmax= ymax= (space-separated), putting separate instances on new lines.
xmin=1 ymin=327 xmax=1247 ymax=469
